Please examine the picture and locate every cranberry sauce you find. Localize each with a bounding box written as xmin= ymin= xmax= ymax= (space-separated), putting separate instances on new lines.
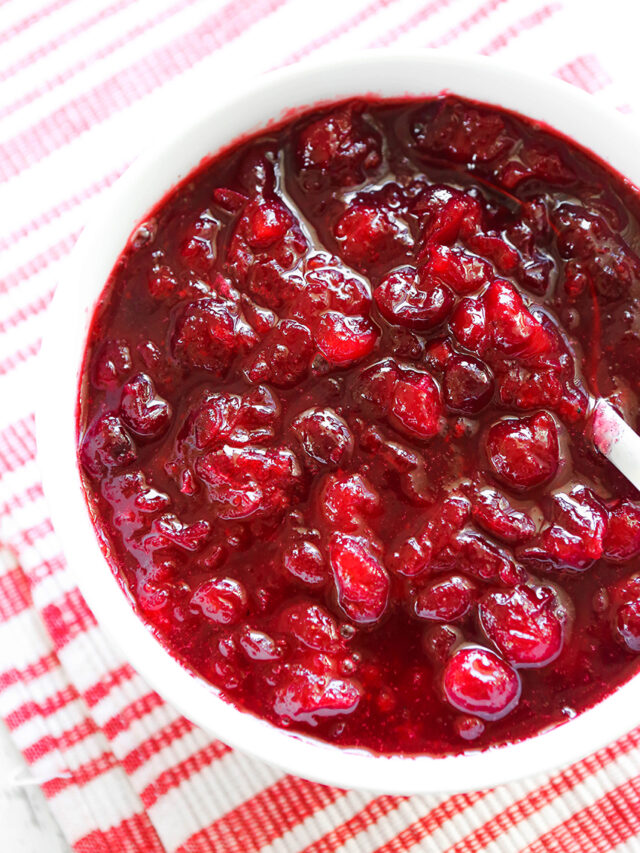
xmin=78 ymin=97 xmax=640 ymax=755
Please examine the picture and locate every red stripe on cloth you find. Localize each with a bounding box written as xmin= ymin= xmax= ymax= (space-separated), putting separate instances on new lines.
xmin=0 ymin=0 xmax=199 ymax=121
xmin=0 ymin=481 xmax=44 ymax=514
xmin=0 ymin=650 xmax=58 ymax=692
xmin=24 ymin=553 xmax=67 ymax=585
xmin=555 ymin=53 xmax=613 ymax=94
xmin=0 ymin=0 xmax=287 ymax=181
xmin=444 ymin=727 xmax=640 ymax=853
xmin=368 ymin=0 xmax=456 ymax=47
xmin=42 ymin=750 xmax=120 ymax=797
xmin=140 ymin=739 xmax=231 ymax=808
xmin=23 ymin=716 xmax=99 ymax=764
xmin=479 ymin=3 xmax=560 ymax=54
xmin=524 ymin=776 xmax=640 ymax=853
xmin=122 ymin=715 xmax=193 ymax=774
xmin=84 ymin=663 xmax=136 ymax=707
xmin=102 ymin=691 xmax=165 ymax=740
xmin=282 ymin=0 xmax=400 ymax=66
xmin=371 ymin=792 xmax=486 ymax=853
xmin=0 ymin=341 xmax=43 ymax=377
xmin=427 ymin=0 xmax=509 ymax=47
xmin=5 ymin=684 xmax=79 ymax=730
xmin=299 ymin=794 xmax=403 ymax=853
xmin=0 ymin=563 xmax=32 ymax=621
xmin=176 ymin=775 xmax=343 ymax=853
xmin=41 ymin=588 xmax=97 ymax=650
xmin=0 ymin=415 xmax=37 ymax=475
xmin=0 ymin=167 xmax=123 ymax=254
xmin=0 ymin=0 xmax=141 ymax=87
xmin=13 ymin=519 xmax=55 ymax=552
xmin=0 ymin=0 xmax=74 ymax=47
xmin=1 ymin=232 xmax=77 ymax=296
xmin=0 ymin=290 xmax=55 ymax=335
xmin=74 ymin=811 xmax=165 ymax=853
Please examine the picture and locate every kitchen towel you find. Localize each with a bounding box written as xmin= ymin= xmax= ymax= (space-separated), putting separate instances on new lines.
xmin=1 ymin=0 xmax=640 ymax=850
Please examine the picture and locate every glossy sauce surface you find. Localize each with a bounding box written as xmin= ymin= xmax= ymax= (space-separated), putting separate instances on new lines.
xmin=78 ymin=97 xmax=640 ymax=755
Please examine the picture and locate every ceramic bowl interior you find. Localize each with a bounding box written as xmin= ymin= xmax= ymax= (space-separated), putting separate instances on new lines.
xmin=37 ymin=50 xmax=640 ymax=794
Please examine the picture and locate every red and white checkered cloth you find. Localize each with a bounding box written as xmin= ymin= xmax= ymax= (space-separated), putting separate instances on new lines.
xmin=2 ymin=1 xmax=640 ymax=850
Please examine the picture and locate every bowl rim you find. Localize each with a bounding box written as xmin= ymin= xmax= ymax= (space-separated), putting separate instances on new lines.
xmin=37 ymin=49 xmax=640 ymax=794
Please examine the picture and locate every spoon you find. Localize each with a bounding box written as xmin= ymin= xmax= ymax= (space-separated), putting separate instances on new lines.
xmin=592 ymin=398 xmax=640 ymax=492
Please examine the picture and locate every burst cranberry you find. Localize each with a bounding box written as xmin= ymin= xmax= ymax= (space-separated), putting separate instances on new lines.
xmin=282 ymin=540 xmax=326 ymax=586
xmin=297 ymin=263 xmax=370 ymax=319
xmin=279 ymin=601 xmax=341 ymax=652
xmin=374 ymin=266 xmax=453 ymax=330
xmin=443 ymin=646 xmax=520 ymax=721
xmin=245 ymin=320 xmax=313 ymax=387
xmin=412 ymin=98 xmax=513 ymax=163
xmin=320 ymin=472 xmax=380 ymax=531
xmin=273 ymin=662 xmax=361 ymax=725
xmin=486 ymin=412 xmax=560 ymax=491
xmin=329 ymin=533 xmax=390 ymax=624
xmin=479 ymin=585 xmax=565 ymax=667
xmin=520 ymin=486 xmax=607 ymax=571
xmin=414 ymin=575 xmax=475 ymax=622
xmin=390 ymin=367 xmax=442 ymax=439
xmin=424 ymin=244 xmax=492 ymax=294
xmin=245 ymin=200 xmax=293 ymax=250
xmin=443 ymin=355 xmax=494 ymax=414
xmin=604 ymin=501 xmax=640 ymax=562
xmin=450 ymin=297 xmax=489 ymax=354
xmin=171 ymin=294 xmax=257 ymax=375
xmin=334 ymin=201 xmax=412 ymax=273
xmin=472 ymin=489 xmax=536 ymax=545
xmin=191 ymin=577 xmax=248 ymax=626
xmin=297 ymin=103 xmax=381 ymax=186
xmin=610 ymin=575 xmax=640 ymax=652
xmin=120 ymin=374 xmax=171 ymax=437
xmin=80 ymin=414 xmax=136 ymax=477
xmin=484 ymin=280 xmax=554 ymax=359
xmin=314 ymin=311 xmax=378 ymax=366
xmin=291 ymin=407 xmax=353 ymax=469
xmin=91 ymin=339 xmax=132 ymax=388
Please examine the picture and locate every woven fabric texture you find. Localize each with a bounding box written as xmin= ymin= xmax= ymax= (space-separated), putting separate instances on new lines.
xmin=1 ymin=0 xmax=640 ymax=850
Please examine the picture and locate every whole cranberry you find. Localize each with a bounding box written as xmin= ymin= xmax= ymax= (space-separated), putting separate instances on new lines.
xmin=414 ymin=575 xmax=475 ymax=622
xmin=374 ymin=266 xmax=453 ymax=330
xmin=449 ymin=297 xmax=489 ymax=354
xmin=443 ymin=356 xmax=494 ymax=415
xmin=291 ymin=407 xmax=353 ymax=469
xmin=329 ymin=533 xmax=390 ymax=624
xmin=486 ymin=412 xmax=560 ymax=492
xmin=484 ymin=280 xmax=553 ymax=360
xmin=120 ymin=374 xmax=171 ymax=437
xmin=390 ymin=367 xmax=442 ymax=439
xmin=479 ymin=585 xmax=565 ymax=667
xmin=191 ymin=577 xmax=248 ymax=626
xmin=442 ymin=646 xmax=521 ymax=721
xmin=424 ymin=244 xmax=492 ymax=295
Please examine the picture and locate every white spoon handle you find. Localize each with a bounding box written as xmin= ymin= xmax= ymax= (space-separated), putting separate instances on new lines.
xmin=593 ymin=399 xmax=640 ymax=492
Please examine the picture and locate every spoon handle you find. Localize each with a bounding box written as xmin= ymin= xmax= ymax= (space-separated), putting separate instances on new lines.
xmin=593 ymin=399 xmax=640 ymax=492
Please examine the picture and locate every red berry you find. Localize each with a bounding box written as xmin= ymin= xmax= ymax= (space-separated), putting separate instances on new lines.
xmin=191 ymin=577 xmax=247 ymax=626
xmin=334 ymin=201 xmax=412 ymax=273
xmin=320 ymin=472 xmax=380 ymax=531
xmin=443 ymin=355 xmax=494 ymax=415
xmin=80 ymin=414 xmax=137 ymax=477
xmin=604 ymin=501 xmax=640 ymax=562
xmin=479 ymin=585 xmax=565 ymax=667
xmin=450 ymin=297 xmax=489 ymax=354
xmin=329 ymin=533 xmax=390 ymax=624
xmin=390 ymin=367 xmax=442 ymax=439
xmin=120 ymin=373 xmax=171 ymax=437
xmin=442 ymin=646 xmax=521 ymax=721
xmin=283 ymin=540 xmax=326 ymax=586
xmin=279 ymin=601 xmax=341 ymax=652
xmin=414 ymin=575 xmax=475 ymax=622
xmin=424 ymin=244 xmax=492 ymax=294
xmin=315 ymin=311 xmax=378 ymax=366
xmin=486 ymin=412 xmax=560 ymax=492
xmin=91 ymin=339 xmax=132 ymax=389
xmin=374 ymin=266 xmax=453 ymax=330
xmin=273 ymin=662 xmax=361 ymax=725
xmin=245 ymin=319 xmax=314 ymax=387
xmin=472 ymin=489 xmax=536 ymax=545
xmin=484 ymin=280 xmax=554 ymax=359
xmin=291 ymin=407 xmax=354 ymax=469
xmin=610 ymin=575 xmax=640 ymax=652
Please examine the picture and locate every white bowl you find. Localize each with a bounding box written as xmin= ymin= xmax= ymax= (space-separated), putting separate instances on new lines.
xmin=37 ymin=50 xmax=640 ymax=794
